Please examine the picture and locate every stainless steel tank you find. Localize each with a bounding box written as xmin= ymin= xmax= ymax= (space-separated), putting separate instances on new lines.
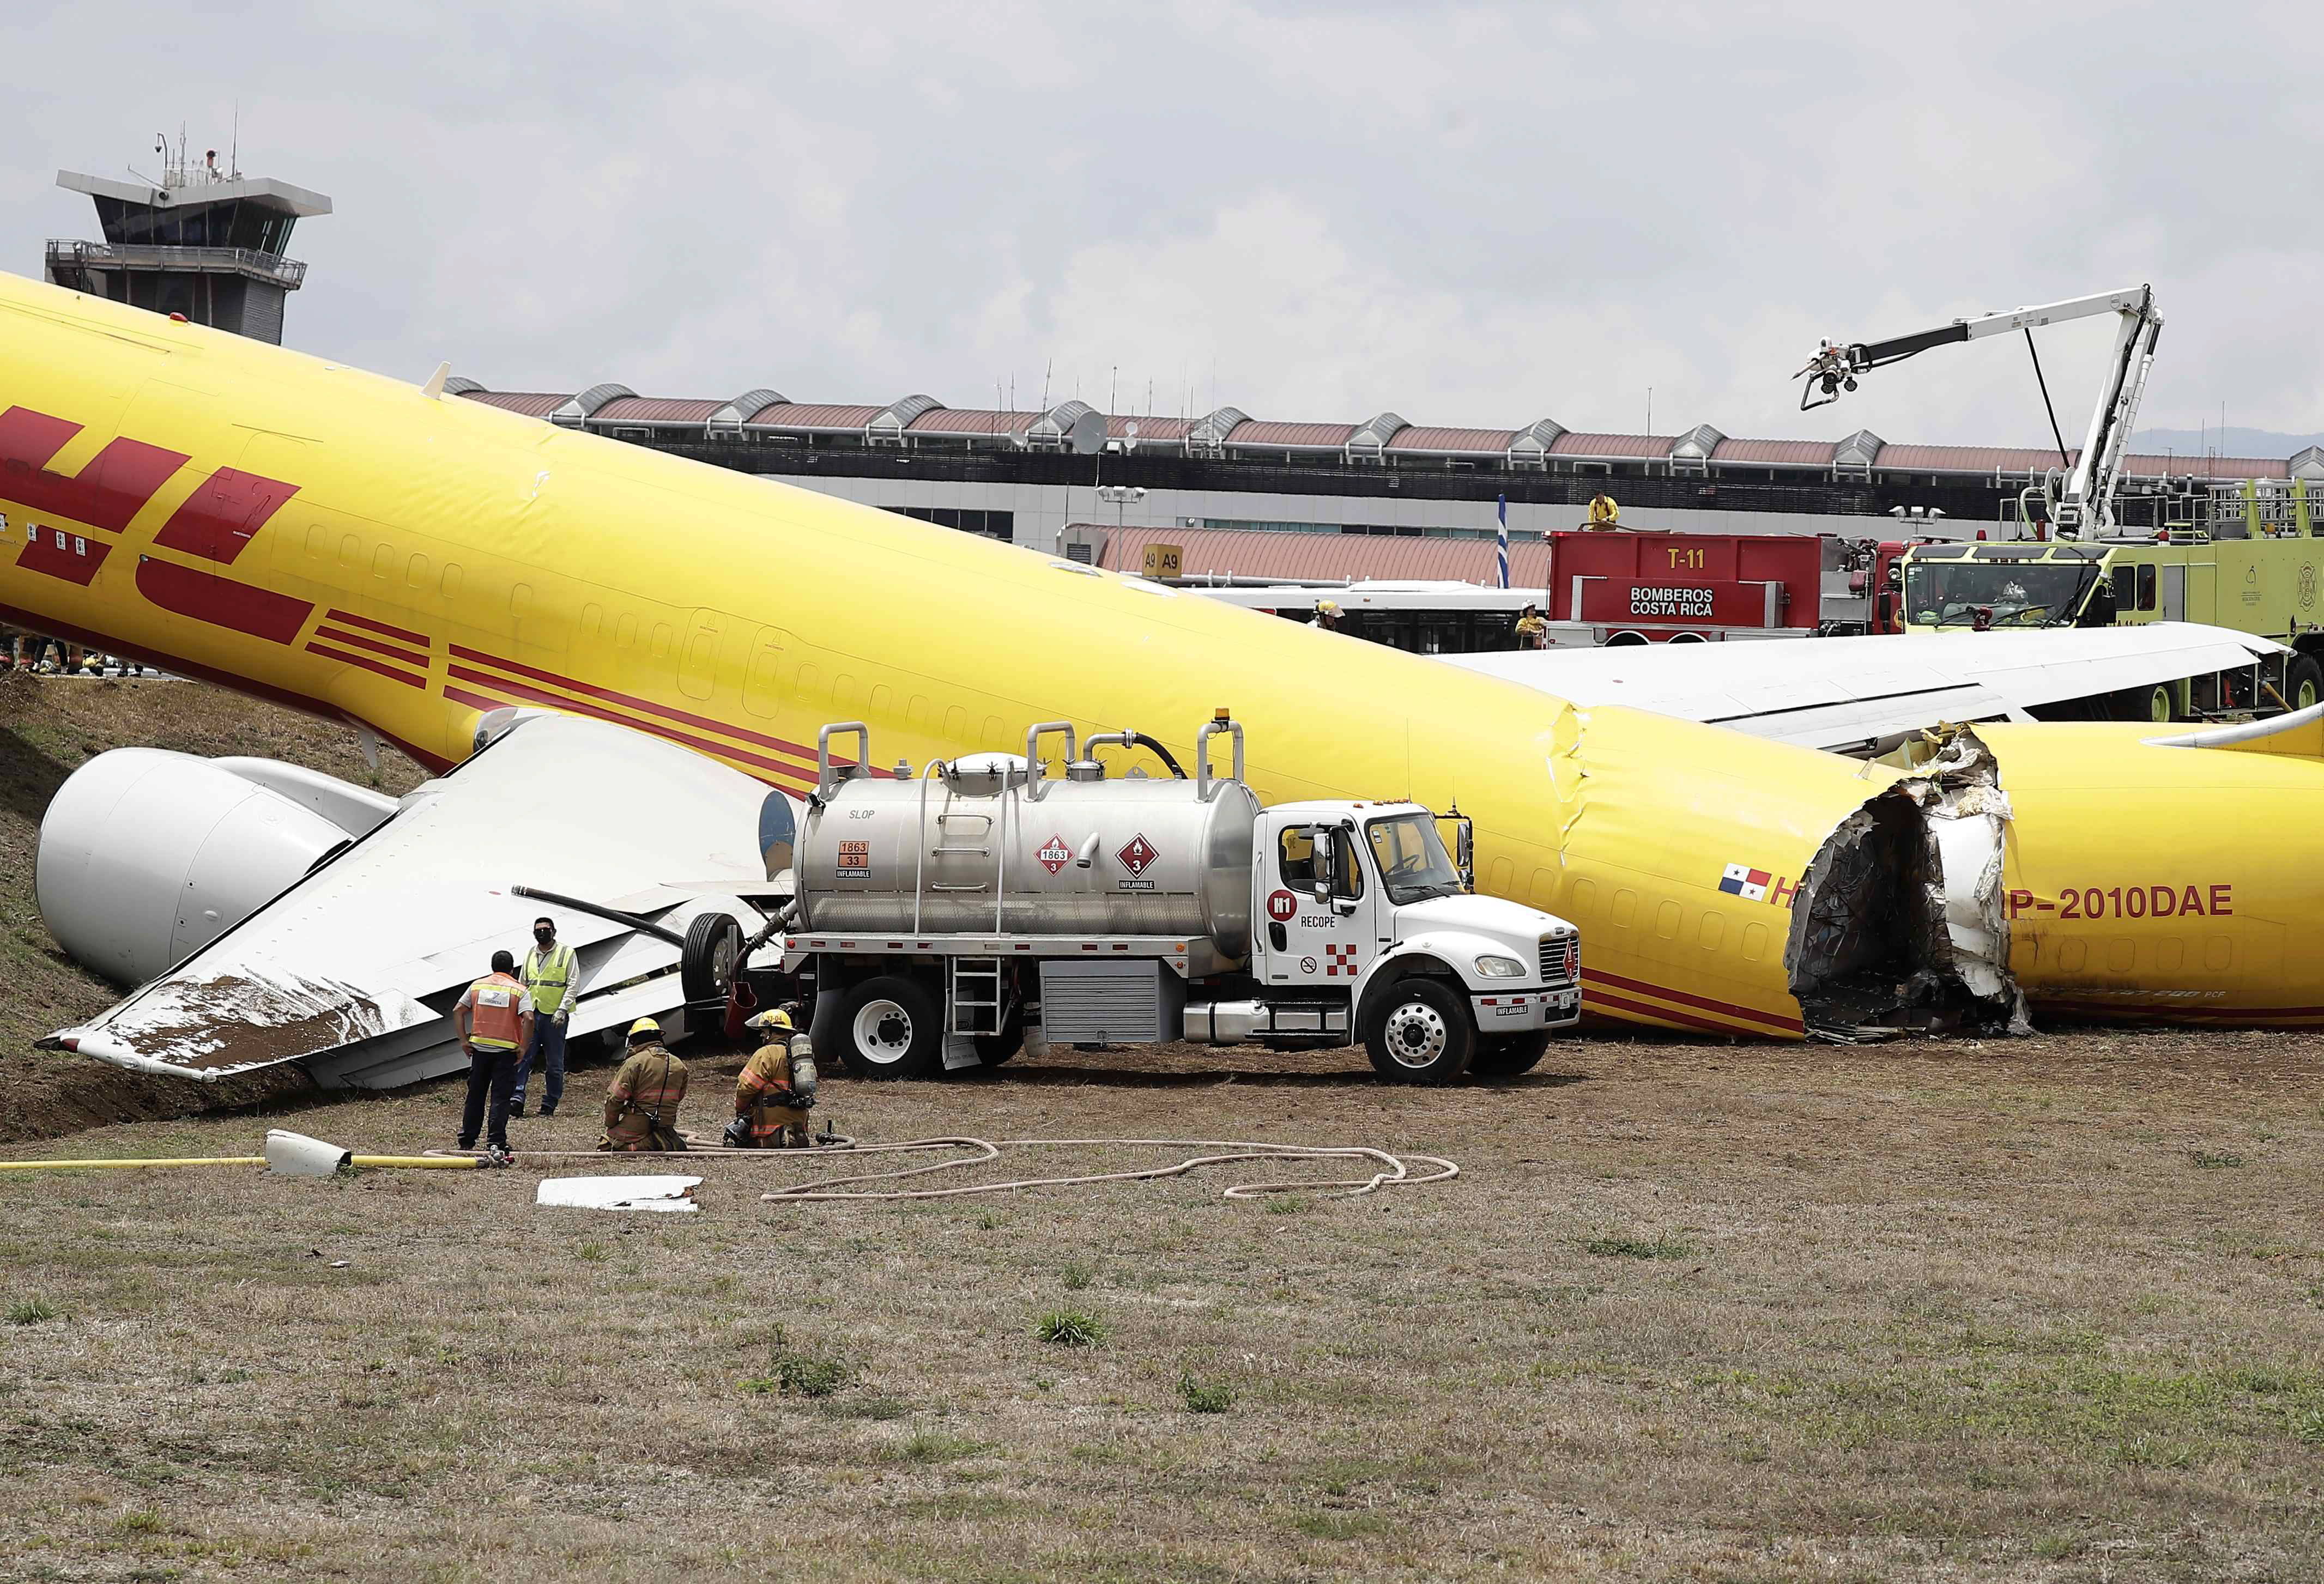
xmin=798 ymin=723 xmax=1259 ymax=950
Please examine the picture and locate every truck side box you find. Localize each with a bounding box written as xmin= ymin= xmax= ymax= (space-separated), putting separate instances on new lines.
xmin=1039 ymin=959 xmax=1187 ymax=1044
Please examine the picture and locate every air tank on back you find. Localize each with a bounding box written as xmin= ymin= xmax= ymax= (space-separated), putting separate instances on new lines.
xmin=796 ymin=719 xmax=1260 ymax=952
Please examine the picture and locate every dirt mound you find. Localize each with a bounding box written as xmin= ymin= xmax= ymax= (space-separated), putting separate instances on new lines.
xmin=0 ymin=675 xmax=426 ymax=1143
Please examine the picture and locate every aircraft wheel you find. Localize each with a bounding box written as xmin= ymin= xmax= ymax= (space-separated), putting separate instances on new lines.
xmin=1468 ymin=1029 xmax=1553 ymax=1080
xmin=1363 ymin=979 xmax=1475 ymax=1085
xmin=836 ymin=974 xmax=943 ymax=1079
xmin=680 ymin=912 xmax=742 ymax=1005
xmin=2286 ymin=654 xmax=2323 ymax=713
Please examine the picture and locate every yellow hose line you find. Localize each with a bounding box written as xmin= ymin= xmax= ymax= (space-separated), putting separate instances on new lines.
xmin=348 ymin=1155 xmax=477 ymax=1170
xmin=0 ymin=1156 xmax=266 ymax=1171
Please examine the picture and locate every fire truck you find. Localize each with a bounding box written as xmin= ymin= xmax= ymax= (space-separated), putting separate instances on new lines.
xmin=1194 ymin=530 xmax=1918 ymax=652
xmin=1534 ymin=530 xmax=1915 ymax=646
xmin=1805 ymin=283 xmax=2320 ymax=719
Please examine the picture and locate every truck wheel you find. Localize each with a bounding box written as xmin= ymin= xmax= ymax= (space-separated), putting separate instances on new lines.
xmin=2113 ymin=683 xmax=2176 ymax=724
xmin=836 ymin=974 xmax=943 ymax=1079
xmin=973 ymin=1006 xmax=1026 ymax=1067
xmin=681 ymin=912 xmax=742 ymax=1006
xmin=1363 ymin=979 xmax=1474 ymax=1085
xmin=1468 ymin=1029 xmax=1553 ymax=1080
xmin=2286 ymin=655 xmax=2324 ymax=713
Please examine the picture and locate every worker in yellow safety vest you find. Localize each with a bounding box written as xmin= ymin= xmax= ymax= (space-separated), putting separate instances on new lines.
xmin=512 ymin=915 xmax=577 ymax=1119
xmin=453 ymin=950 xmax=534 ymax=1163
xmin=1585 ymin=491 xmax=1620 ymax=529
xmin=729 ymin=1008 xmax=815 ymax=1148
xmin=601 ymin=1018 xmax=689 ymax=1152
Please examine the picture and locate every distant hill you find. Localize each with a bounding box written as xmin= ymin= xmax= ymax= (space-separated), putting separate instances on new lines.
xmin=2131 ymin=427 xmax=2324 ymax=458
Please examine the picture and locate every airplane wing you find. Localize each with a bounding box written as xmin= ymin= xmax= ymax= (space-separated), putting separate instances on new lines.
xmin=1440 ymin=622 xmax=2285 ymax=754
xmin=47 ymin=712 xmax=792 ymax=1089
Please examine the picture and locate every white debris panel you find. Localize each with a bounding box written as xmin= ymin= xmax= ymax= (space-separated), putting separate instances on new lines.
xmin=536 ymin=1175 xmax=703 ymax=1212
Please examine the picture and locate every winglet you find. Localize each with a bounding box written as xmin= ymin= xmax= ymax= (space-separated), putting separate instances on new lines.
xmin=421 ymin=361 xmax=451 ymax=400
xmin=2146 ymin=700 xmax=2324 ymax=757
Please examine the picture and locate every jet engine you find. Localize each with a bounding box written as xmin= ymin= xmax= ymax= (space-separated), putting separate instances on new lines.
xmin=37 ymin=749 xmax=399 ymax=987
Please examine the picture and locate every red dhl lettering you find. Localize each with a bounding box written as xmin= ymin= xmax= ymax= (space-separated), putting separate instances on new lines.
xmin=2006 ymin=883 xmax=2233 ymax=921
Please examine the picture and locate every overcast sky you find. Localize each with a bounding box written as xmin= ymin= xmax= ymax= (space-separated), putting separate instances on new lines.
xmin=4 ymin=2 xmax=2316 ymax=448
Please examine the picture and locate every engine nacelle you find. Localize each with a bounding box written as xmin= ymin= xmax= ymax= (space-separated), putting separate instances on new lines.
xmin=37 ymin=749 xmax=397 ymax=987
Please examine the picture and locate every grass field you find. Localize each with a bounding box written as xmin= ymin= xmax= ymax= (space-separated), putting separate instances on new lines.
xmin=0 ymin=677 xmax=2320 ymax=1580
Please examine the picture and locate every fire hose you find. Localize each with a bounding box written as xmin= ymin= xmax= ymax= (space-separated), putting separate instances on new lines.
xmin=424 ymin=1135 xmax=1457 ymax=1202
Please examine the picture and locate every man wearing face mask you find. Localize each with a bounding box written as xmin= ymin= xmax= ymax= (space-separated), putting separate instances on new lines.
xmin=511 ymin=915 xmax=578 ymax=1119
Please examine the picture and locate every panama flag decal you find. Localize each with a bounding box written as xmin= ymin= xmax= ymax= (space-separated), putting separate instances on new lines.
xmin=1718 ymin=863 xmax=1772 ymax=902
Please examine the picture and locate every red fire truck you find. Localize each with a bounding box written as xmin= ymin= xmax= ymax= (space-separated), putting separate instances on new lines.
xmin=1537 ymin=531 xmax=1912 ymax=646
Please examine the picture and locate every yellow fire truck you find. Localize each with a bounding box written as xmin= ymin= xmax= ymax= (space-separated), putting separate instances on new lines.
xmin=1801 ymin=284 xmax=2322 ymax=720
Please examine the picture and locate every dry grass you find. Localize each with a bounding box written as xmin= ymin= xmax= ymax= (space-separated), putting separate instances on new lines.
xmin=3 ymin=677 xmax=2322 ymax=1579
xmin=0 ymin=1027 xmax=2316 ymax=1582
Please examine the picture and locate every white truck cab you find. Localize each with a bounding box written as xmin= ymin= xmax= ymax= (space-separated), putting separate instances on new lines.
xmin=1237 ymin=799 xmax=1579 ymax=1072
xmin=776 ymin=714 xmax=1581 ymax=1084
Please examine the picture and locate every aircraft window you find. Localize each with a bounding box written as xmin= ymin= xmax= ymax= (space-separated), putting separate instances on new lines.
xmin=2138 ymin=565 xmax=2158 ymax=611
xmin=440 ymin=562 xmax=462 ymax=600
xmin=371 ymin=545 xmax=394 ymax=580
xmin=407 ymin=553 xmax=430 ymax=588
xmin=338 ymin=534 xmax=359 ymax=569
xmin=2111 ymin=566 xmax=2135 ymax=610
xmin=615 ymin=612 xmax=636 ymax=649
xmin=306 ymin=524 xmax=325 ymax=560
xmin=650 ymin=623 xmax=673 ymax=661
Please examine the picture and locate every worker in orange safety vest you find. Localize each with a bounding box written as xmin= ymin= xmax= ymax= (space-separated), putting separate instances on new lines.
xmin=453 ymin=950 xmax=534 ymax=1163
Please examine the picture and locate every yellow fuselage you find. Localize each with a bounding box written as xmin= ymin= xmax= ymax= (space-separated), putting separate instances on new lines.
xmin=4 ymin=272 xmax=2320 ymax=1033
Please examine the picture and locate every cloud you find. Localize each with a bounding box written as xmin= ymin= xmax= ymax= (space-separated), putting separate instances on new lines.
xmin=2 ymin=0 xmax=2316 ymax=445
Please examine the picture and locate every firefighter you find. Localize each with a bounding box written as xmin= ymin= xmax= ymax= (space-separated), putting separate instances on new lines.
xmin=729 ymin=1008 xmax=815 ymax=1148
xmin=600 ymin=1017 xmax=689 ymax=1152
xmin=452 ymin=949 xmax=533 ymax=1163
xmin=1585 ymin=490 xmax=1620 ymax=529
xmin=1311 ymin=599 xmax=1342 ymax=633
xmin=1513 ymin=603 xmax=1548 ymax=650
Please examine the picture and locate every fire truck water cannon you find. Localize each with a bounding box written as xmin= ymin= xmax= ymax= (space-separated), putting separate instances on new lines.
xmin=777 ymin=714 xmax=1582 ymax=1085
xmin=1793 ymin=284 xmax=2163 ymax=539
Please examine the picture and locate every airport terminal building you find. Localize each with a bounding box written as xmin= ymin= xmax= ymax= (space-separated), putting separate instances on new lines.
xmin=451 ymin=379 xmax=2321 ymax=576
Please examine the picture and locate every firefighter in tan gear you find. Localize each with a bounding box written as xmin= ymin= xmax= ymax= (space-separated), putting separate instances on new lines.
xmin=599 ymin=1018 xmax=689 ymax=1151
xmin=730 ymin=1008 xmax=815 ymax=1148
xmin=1513 ymin=603 xmax=1548 ymax=650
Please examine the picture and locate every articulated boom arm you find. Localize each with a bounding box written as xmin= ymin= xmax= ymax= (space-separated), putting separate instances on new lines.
xmin=1796 ymin=284 xmax=2162 ymax=537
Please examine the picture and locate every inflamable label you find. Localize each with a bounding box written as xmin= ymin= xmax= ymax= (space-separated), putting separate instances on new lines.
xmin=1115 ymin=833 xmax=1159 ymax=892
xmin=837 ymin=840 xmax=870 ymax=878
xmin=1036 ymin=834 xmax=1072 ymax=875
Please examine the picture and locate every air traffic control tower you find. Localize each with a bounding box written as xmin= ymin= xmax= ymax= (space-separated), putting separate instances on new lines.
xmin=45 ymin=139 xmax=330 ymax=344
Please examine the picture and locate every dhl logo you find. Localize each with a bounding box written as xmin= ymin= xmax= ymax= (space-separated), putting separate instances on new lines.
xmin=0 ymin=403 xmax=832 ymax=793
xmin=1 ymin=402 xmax=326 ymax=652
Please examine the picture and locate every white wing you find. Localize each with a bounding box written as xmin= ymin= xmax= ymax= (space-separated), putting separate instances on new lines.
xmin=1443 ymin=622 xmax=2285 ymax=754
xmin=50 ymin=713 xmax=789 ymax=1088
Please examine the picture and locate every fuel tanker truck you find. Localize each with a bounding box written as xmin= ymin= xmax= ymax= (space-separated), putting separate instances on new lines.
xmin=772 ymin=713 xmax=1582 ymax=1084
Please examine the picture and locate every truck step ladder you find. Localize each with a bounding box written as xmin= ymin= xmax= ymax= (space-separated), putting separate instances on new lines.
xmin=949 ymin=957 xmax=1004 ymax=1037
